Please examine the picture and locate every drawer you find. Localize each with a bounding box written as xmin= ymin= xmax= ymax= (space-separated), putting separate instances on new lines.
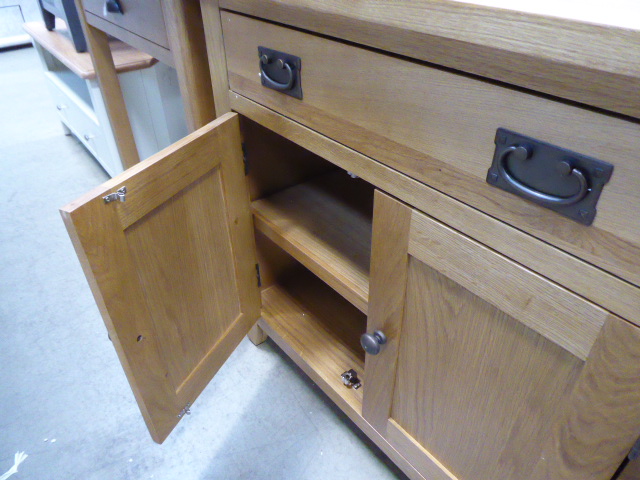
xmin=222 ymin=12 xmax=640 ymax=288
xmin=83 ymin=0 xmax=169 ymax=50
xmin=46 ymin=73 xmax=114 ymax=172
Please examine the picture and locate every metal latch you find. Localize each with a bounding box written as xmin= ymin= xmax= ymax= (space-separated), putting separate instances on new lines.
xmin=341 ymin=369 xmax=361 ymax=390
xmin=103 ymin=186 xmax=127 ymax=204
xmin=177 ymin=402 xmax=191 ymax=418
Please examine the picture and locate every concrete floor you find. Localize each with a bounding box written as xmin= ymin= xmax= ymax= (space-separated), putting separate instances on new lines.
xmin=0 ymin=45 xmax=408 ymax=480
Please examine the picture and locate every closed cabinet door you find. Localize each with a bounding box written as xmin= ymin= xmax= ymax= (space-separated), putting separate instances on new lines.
xmin=60 ymin=113 xmax=261 ymax=443
xmin=363 ymin=191 xmax=640 ymax=480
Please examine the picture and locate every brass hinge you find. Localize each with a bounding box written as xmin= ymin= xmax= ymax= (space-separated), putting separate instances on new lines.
xmin=256 ymin=263 xmax=262 ymax=287
xmin=177 ymin=402 xmax=191 ymax=419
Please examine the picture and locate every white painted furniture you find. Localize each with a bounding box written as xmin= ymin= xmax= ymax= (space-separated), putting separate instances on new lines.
xmin=25 ymin=21 xmax=188 ymax=176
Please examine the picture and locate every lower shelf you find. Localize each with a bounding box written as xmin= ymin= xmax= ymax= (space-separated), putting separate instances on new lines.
xmin=259 ymin=269 xmax=366 ymax=413
xmin=258 ymin=270 xmax=425 ymax=480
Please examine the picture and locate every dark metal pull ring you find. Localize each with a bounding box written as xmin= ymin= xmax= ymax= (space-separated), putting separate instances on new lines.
xmin=498 ymin=145 xmax=588 ymax=206
xmin=260 ymin=57 xmax=294 ymax=91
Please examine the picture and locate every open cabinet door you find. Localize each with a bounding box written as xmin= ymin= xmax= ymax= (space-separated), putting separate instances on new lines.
xmin=60 ymin=113 xmax=261 ymax=443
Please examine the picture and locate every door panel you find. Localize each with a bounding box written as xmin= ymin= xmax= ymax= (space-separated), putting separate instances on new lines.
xmin=60 ymin=113 xmax=261 ymax=443
xmin=364 ymin=190 xmax=640 ymax=480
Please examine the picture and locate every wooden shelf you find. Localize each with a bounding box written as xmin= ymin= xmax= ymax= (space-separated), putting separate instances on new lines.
xmin=259 ymin=269 xmax=366 ymax=414
xmin=23 ymin=21 xmax=157 ymax=79
xmin=252 ymin=171 xmax=373 ymax=314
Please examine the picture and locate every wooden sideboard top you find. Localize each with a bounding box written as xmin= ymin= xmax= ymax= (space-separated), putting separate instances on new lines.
xmin=220 ymin=0 xmax=640 ymax=119
xmin=24 ymin=21 xmax=157 ymax=79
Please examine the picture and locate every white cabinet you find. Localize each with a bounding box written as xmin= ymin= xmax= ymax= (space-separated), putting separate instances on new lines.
xmin=25 ymin=21 xmax=187 ymax=176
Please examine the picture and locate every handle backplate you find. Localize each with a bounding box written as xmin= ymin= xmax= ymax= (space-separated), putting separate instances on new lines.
xmin=258 ymin=46 xmax=302 ymax=100
xmin=486 ymin=128 xmax=614 ymax=225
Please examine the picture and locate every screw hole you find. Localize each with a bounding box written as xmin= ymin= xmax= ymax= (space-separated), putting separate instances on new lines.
xmin=137 ymin=335 xmax=144 ymax=342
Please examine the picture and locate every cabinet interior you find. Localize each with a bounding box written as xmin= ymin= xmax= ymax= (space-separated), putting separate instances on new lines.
xmin=241 ymin=116 xmax=373 ymax=409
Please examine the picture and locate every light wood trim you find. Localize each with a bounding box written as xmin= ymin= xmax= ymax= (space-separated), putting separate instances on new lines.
xmin=531 ymin=316 xmax=640 ymax=480
xmin=362 ymin=191 xmax=411 ymax=431
xmin=386 ymin=420 xmax=458 ymax=480
xmin=259 ymin=274 xmax=426 ymax=480
xmin=229 ymin=94 xmax=640 ymax=328
xmin=223 ymin=13 xmax=640 ymax=287
xmin=84 ymin=12 xmax=174 ymax=67
xmin=23 ymin=22 xmax=156 ymax=79
xmin=247 ymin=323 xmax=267 ymax=345
xmin=201 ymin=0 xmax=231 ymax=116
xmin=408 ymin=211 xmax=608 ymax=360
xmin=221 ymin=0 xmax=640 ymax=119
xmin=252 ymin=172 xmax=373 ymax=314
xmin=76 ymin=1 xmax=139 ymax=168
xmin=162 ymin=0 xmax=216 ymax=130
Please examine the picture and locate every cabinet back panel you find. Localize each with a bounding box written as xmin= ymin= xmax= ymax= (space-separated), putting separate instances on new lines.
xmin=391 ymin=257 xmax=583 ymax=480
xmin=240 ymin=116 xmax=334 ymax=201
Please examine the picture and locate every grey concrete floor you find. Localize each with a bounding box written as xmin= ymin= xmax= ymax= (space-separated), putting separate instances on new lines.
xmin=0 ymin=45 xmax=408 ymax=480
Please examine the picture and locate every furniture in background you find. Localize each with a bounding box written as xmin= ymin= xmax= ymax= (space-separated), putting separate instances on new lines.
xmin=0 ymin=0 xmax=40 ymax=48
xmin=38 ymin=0 xmax=86 ymax=52
xmin=61 ymin=1 xmax=640 ymax=479
xmin=25 ymin=21 xmax=187 ymax=177
xmin=72 ymin=0 xmax=215 ymax=170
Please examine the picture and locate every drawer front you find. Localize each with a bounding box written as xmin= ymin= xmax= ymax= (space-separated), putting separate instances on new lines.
xmin=222 ymin=12 xmax=640 ymax=287
xmin=46 ymin=77 xmax=116 ymax=173
xmin=83 ymin=0 xmax=169 ymax=49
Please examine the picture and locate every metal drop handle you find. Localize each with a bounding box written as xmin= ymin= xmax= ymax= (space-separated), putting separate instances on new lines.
xmin=498 ymin=145 xmax=589 ymax=206
xmin=260 ymin=55 xmax=295 ymax=91
xmin=360 ymin=330 xmax=387 ymax=355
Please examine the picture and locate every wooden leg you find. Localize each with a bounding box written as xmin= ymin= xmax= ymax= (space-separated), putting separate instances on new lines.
xmin=247 ymin=323 xmax=268 ymax=346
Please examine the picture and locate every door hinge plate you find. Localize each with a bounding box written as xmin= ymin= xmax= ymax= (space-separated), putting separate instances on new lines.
xmin=256 ymin=263 xmax=262 ymax=287
xmin=177 ymin=402 xmax=191 ymax=419
xmin=103 ymin=186 xmax=127 ymax=204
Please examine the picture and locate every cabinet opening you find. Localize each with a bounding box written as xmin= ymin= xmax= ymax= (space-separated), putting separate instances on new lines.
xmin=44 ymin=55 xmax=94 ymax=109
xmin=256 ymin=230 xmax=367 ymax=412
xmin=242 ymin=117 xmax=374 ymax=314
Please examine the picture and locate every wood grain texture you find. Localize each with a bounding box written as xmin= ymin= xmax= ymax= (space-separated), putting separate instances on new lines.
xmin=531 ymin=316 xmax=640 ymax=480
xmin=201 ymin=0 xmax=231 ymax=116
xmin=391 ymin=257 xmax=584 ymax=480
xmin=223 ymin=13 xmax=640 ymax=287
xmin=221 ymin=0 xmax=640 ymax=118
xmin=75 ymin=2 xmax=139 ymax=168
xmin=241 ymin=115 xmax=334 ymax=201
xmin=84 ymin=12 xmax=173 ymax=66
xmin=362 ymin=191 xmax=412 ymax=431
xmin=23 ymin=21 xmax=156 ymax=79
xmin=252 ymin=171 xmax=373 ymax=314
xmin=408 ymin=211 xmax=609 ymax=360
xmin=261 ymin=269 xmax=366 ymax=410
xmin=60 ymin=113 xmax=260 ymax=443
xmin=258 ymin=270 xmax=427 ymax=480
xmin=386 ymin=421 xmax=458 ymax=480
xmin=163 ymin=0 xmax=216 ymax=130
xmin=230 ymin=94 xmax=640 ymax=328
